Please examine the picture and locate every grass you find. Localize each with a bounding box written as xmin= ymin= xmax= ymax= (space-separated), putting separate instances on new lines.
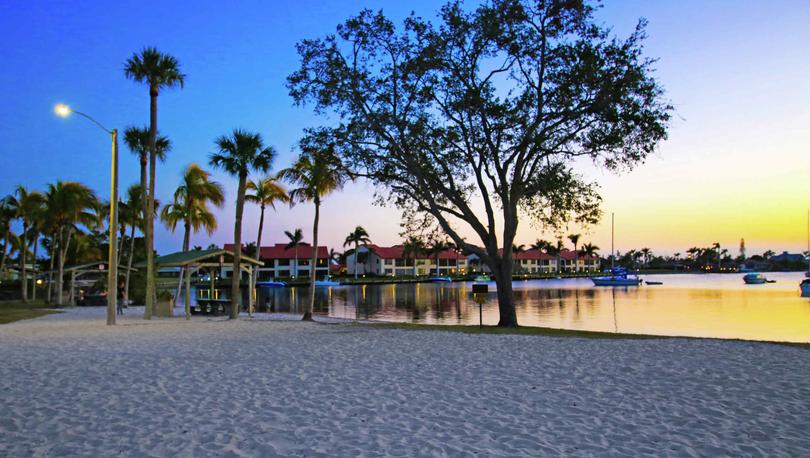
xmin=355 ymin=321 xmax=810 ymax=349
xmin=0 ymin=301 xmax=60 ymax=325
xmin=356 ymin=321 xmax=661 ymax=340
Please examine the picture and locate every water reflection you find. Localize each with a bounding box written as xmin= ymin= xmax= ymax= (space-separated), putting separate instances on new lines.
xmin=191 ymin=272 xmax=810 ymax=343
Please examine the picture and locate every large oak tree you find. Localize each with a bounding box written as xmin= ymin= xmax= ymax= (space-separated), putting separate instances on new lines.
xmin=288 ymin=0 xmax=671 ymax=326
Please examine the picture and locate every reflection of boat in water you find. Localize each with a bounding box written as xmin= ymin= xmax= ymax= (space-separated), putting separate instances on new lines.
xmin=430 ymin=277 xmax=453 ymax=283
xmin=800 ymin=279 xmax=810 ymax=297
xmin=473 ymin=275 xmax=491 ymax=283
xmin=314 ymin=276 xmax=341 ymax=287
xmin=256 ymin=281 xmax=287 ymax=288
xmin=592 ymin=268 xmax=642 ymax=286
xmin=743 ymin=273 xmax=771 ymax=284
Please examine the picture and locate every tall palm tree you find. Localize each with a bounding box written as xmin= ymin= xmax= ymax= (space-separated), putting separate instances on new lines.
xmin=246 ymin=176 xmax=290 ymax=268
xmin=547 ymin=238 xmax=565 ymax=274
xmin=28 ymin=203 xmax=46 ymax=302
xmin=10 ymin=186 xmax=45 ymax=302
xmin=402 ymin=236 xmax=425 ymax=277
xmin=123 ymin=127 xmax=170 ymax=254
xmin=44 ymin=181 xmax=97 ymax=305
xmin=161 ymin=164 xmax=224 ymax=318
xmin=0 ymin=196 xmax=15 ymax=279
xmin=344 ymin=226 xmax=371 ymax=279
xmin=124 ymin=47 xmax=185 ymax=319
xmin=279 ymin=131 xmax=348 ymax=320
xmin=640 ymin=247 xmax=652 ymax=267
xmin=712 ymin=242 xmax=721 ymax=270
xmin=209 ymin=129 xmax=275 ymax=319
xmin=567 ymin=234 xmax=581 ymax=273
xmin=531 ymin=239 xmax=552 ymax=253
xmin=580 ymin=242 xmax=599 ymax=271
xmin=284 ymin=228 xmax=304 ymax=277
xmin=425 ymin=238 xmax=452 ymax=277
xmin=120 ymin=184 xmax=142 ymax=305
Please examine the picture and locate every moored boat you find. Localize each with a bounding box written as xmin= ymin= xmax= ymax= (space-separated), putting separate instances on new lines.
xmin=592 ymin=268 xmax=642 ymax=286
xmin=256 ymin=281 xmax=287 ymax=288
xmin=430 ymin=277 xmax=453 ymax=282
xmin=473 ymin=275 xmax=491 ymax=283
xmin=314 ymin=276 xmax=341 ymax=287
xmin=743 ymin=273 xmax=768 ymax=284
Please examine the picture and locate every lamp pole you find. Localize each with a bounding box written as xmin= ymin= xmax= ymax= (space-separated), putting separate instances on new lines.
xmin=54 ymin=104 xmax=118 ymax=325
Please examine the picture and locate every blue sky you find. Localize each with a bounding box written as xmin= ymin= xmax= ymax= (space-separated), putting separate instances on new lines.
xmin=1 ymin=0 xmax=809 ymax=256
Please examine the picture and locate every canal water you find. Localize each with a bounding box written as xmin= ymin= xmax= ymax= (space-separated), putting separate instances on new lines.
xmin=189 ymin=272 xmax=810 ymax=343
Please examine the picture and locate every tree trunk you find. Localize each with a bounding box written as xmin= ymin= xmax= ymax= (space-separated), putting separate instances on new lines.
xmin=144 ymin=87 xmax=158 ymax=320
xmin=174 ymin=220 xmax=191 ymax=305
xmin=493 ymin=258 xmax=518 ymax=327
xmin=31 ymin=233 xmax=39 ymax=302
xmin=124 ymin=224 xmax=135 ymax=305
xmin=303 ymin=200 xmax=320 ymax=321
xmin=230 ymin=172 xmax=247 ymax=319
xmin=46 ymin=237 xmax=55 ymax=304
xmin=20 ymin=222 xmax=28 ymax=302
xmin=249 ymin=205 xmax=266 ymax=316
xmin=354 ymin=241 xmax=358 ymax=279
xmin=0 ymin=226 xmax=9 ymax=279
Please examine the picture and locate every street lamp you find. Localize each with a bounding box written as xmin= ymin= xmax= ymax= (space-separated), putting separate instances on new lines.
xmin=54 ymin=103 xmax=118 ymax=326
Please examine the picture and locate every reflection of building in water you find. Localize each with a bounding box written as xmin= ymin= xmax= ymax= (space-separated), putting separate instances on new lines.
xmin=470 ymin=249 xmax=601 ymax=274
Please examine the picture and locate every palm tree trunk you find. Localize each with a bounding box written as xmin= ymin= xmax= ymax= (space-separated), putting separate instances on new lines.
xmin=175 ymin=220 xmax=191 ymax=307
xmin=20 ymin=223 xmax=28 ymax=302
xmin=230 ymin=172 xmax=247 ymax=319
xmin=31 ymin=233 xmax=39 ymax=302
xmin=144 ymin=87 xmax=158 ymax=320
xmin=304 ymin=200 xmax=320 ymax=321
xmin=124 ymin=224 xmax=135 ymax=305
xmin=250 ymin=204 xmax=266 ymax=315
xmin=0 ymin=226 xmax=9 ymax=278
xmin=354 ymin=241 xmax=358 ymax=279
xmin=46 ymin=236 xmax=55 ymax=304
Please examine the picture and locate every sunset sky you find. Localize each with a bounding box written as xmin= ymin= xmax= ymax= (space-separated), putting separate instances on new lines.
xmin=1 ymin=0 xmax=808 ymax=257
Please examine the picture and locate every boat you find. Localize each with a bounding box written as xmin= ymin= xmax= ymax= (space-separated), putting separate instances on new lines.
xmin=473 ymin=274 xmax=491 ymax=283
xmin=592 ymin=214 xmax=642 ymax=287
xmin=801 ymin=279 xmax=810 ymax=297
xmin=314 ymin=276 xmax=341 ymax=287
xmin=256 ymin=281 xmax=287 ymax=288
xmin=592 ymin=268 xmax=642 ymax=286
xmin=743 ymin=273 xmax=768 ymax=284
xmin=429 ymin=277 xmax=453 ymax=282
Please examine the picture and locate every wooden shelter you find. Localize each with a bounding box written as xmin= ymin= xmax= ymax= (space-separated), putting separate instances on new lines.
xmin=149 ymin=248 xmax=263 ymax=317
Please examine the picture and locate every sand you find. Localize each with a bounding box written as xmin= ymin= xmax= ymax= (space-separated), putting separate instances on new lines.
xmin=1 ymin=306 xmax=809 ymax=457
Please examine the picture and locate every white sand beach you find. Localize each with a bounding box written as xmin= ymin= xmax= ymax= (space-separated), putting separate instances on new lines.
xmin=1 ymin=307 xmax=809 ymax=457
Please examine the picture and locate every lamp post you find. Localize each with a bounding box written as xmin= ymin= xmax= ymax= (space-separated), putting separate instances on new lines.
xmin=54 ymin=103 xmax=118 ymax=326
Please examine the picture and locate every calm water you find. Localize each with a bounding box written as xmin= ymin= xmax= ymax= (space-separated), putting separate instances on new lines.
xmin=196 ymin=272 xmax=810 ymax=343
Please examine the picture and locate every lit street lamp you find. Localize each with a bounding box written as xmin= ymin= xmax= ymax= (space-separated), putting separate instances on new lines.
xmin=54 ymin=103 xmax=118 ymax=326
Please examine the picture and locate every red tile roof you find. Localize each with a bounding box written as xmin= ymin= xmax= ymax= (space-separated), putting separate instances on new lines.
xmin=224 ymin=243 xmax=329 ymax=260
xmin=365 ymin=244 xmax=466 ymax=260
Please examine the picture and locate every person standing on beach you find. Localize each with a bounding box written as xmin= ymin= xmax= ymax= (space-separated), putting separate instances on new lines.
xmin=117 ymin=281 xmax=125 ymax=315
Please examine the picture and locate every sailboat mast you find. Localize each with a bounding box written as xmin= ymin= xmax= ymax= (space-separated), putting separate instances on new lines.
xmin=611 ymin=212 xmax=615 ymax=270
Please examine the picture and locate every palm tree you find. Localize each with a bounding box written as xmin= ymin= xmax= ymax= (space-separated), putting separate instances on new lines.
xmin=0 ymin=196 xmax=15 ymax=279
xmin=209 ymin=129 xmax=275 ymax=319
xmin=512 ymin=243 xmax=526 ymax=254
xmin=712 ymin=242 xmax=721 ymax=270
xmin=640 ymin=247 xmax=652 ymax=267
xmin=425 ymin=238 xmax=452 ymax=277
xmin=549 ymin=238 xmax=564 ymax=273
xmin=531 ymin=239 xmax=552 ymax=253
xmin=120 ymin=184 xmax=144 ymax=305
xmin=44 ymin=181 xmax=97 ymax=305
xmin=161 ymin=164 xmax=224 ymax=318
xmin=402 ymin=236 xmax=425 ymax=277
xmin=763 ymin=249 xmax=775 ymax=260
xmin=567 ymin=234 xmax=581 ymax=273
xmin=580 ymin=242 xmax=599 ymax=271
xmin=284 ymin=229 xmax=304 ymax=277
xmin=246 ymin=176 xmax=290 ymax=282
xmin=344 ymin=226 xmax=371 ymax=279
xmin=10 ymin=186 xmax=45 ymax=302
xmin=124 ymin=47 xmax=185 ymax=319
xmin=279 ymin=131 xmax=348 ymax=320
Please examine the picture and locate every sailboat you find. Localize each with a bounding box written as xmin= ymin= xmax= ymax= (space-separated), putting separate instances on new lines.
xmin=592 ymin=213 xmax=642 ymax=287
